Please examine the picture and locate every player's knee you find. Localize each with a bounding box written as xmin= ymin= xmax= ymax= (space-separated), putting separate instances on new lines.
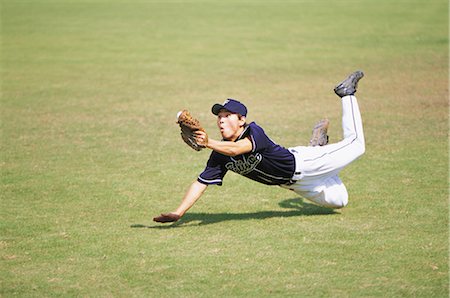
xmin=356 ymin=142 xmax=365 ymax=158
xmin=325 ymin=192 xmax=348 ymax=209
xmin=353 ymin=139 xmax=365 ymax=158
xmin=334 ymin=193 xmax=348 ymax=208
xmin=322 ymin=180 xmax=348 ymax=209
xmin=344 ymin=135 xmax=365 ymax=159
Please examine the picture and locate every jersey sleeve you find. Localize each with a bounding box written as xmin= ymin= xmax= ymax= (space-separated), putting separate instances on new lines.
xmin=246 ymin=122 xmax=272 ymax=153
xmin=197 ymin=151 xmax=228 ymax=186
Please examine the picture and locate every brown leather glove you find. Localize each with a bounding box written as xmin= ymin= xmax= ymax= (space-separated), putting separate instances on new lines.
xmin=177 ymin=110 xmax=206 ymax=151
xmin=153 ymin=213 xmax=181 ymax=223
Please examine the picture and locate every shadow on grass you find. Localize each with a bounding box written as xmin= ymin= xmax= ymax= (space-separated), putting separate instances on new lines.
xmin=131 ymin=198 xmax=337 ymax=229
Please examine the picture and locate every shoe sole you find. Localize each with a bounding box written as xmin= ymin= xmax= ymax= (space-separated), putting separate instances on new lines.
xmin=310 ymin=119 xmax=329 ymax=146
xmin=334 ymin=70 xmax=364 ymax=97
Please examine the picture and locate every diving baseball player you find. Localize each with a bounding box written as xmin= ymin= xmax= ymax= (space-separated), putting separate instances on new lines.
xmin=154 ymin=71 xmax=365 ymax=223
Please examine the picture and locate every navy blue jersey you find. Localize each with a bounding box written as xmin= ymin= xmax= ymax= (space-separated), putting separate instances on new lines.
xmin=198 ymin=122 xmax=295 ymax=186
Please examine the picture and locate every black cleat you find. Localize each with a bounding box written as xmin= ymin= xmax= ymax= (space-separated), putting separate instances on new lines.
xmin=334 ymin=70 xmax=364 ymax=97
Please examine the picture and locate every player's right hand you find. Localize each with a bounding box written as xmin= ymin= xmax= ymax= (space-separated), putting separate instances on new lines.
xmin=153 ymin=213 xmax=181 ymax=223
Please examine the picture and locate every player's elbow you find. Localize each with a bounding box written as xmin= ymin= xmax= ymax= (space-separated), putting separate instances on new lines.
xmin=226 ymin=149 xmax=241 ymax=157
xmin=228 ymin=146 xmax=252 ymax=157
xmin=355 ymin=140 xmax=365 ymax=158
xmin=228 ymin=141 xmax=253 ymax=156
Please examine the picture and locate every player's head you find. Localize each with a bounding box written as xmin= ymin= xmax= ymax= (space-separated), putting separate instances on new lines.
xmin=211 ymin=99 xmax=247 ymax=118
xmin=211 ymin=99 xmax=247 ymax=141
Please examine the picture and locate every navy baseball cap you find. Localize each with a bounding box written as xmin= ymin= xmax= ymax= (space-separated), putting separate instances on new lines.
xmin=211 ymin=99 xmax=247 ymax=117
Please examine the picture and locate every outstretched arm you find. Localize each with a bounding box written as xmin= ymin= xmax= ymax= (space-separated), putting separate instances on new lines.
xmin=195 ymin=131 xmax=252 ymax=156
xmin=153 ymin=180 xmax=208 ymax=223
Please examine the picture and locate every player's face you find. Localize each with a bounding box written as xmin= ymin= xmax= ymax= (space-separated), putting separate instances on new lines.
xmin=217 ymin=110 xmax=246 ymax=141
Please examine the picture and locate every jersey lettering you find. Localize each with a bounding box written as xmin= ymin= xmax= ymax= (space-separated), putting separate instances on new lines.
xmin=225 ymin=154 xmax=262 ymax=175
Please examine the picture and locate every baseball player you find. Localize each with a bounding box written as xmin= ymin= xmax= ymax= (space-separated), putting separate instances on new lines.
xmin=154 ymin=71 xmax=365 ymax=223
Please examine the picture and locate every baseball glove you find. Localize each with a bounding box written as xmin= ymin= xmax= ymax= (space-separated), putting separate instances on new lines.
xmin=177 ymin=110 xmax=206 ymax=151
xmin=153 ymin=213 xmax=181 ymax=223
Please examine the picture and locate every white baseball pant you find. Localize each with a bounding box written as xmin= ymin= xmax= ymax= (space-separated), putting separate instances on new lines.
xmin=282 ymin=95 xmax=365 ymax=208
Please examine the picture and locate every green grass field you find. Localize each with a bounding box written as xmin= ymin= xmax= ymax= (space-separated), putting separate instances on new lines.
xmin=1 ymin=0 xmax=448 ymax=296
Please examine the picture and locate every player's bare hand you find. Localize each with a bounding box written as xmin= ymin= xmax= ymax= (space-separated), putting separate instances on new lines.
xmin=195 ymin=130 xmax=209 ymax=147
xmin=153 ymin=212 xmax=181 ymax=223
